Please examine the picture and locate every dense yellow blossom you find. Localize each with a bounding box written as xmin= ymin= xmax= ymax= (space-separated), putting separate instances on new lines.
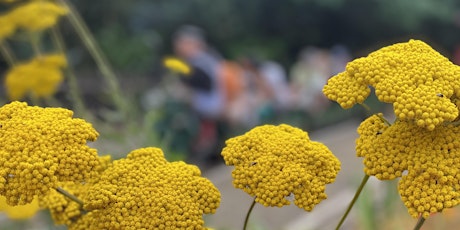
xmin=356 ymin=114 xmax=460 ymax=218
xmin=221 ymin=124 xmax=340 ymax=211
xmin=0 ymin=195 xmax=40 ymax=219
xmin=77 ymin=147 xmax=220 ymax=230
xmin=40 ymin=155 xmax=112 ymax=226
xmin=5 ymin=53 xmax=67 ymax=100
xmin=163 ymin=57 xmax=191 ymax=75
xmin=323 ymin=39 xmax=460 ymax=130
xmin=7 ymin=1 xmax=68 ymax=31
xmin=0 ymin=101 xmax=100 ymax=205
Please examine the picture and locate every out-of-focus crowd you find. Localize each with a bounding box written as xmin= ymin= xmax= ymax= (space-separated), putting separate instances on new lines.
xmin=142 ymin=25 xmax=352 ymax=166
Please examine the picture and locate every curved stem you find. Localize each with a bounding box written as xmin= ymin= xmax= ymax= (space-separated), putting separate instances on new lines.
xmin=0 ymin=42 xmax=16 ymax=67
xmin=413 ymin=216 xmax=426 ymax=230
xmin=359 ymin=103 xmax=372 ymax=115
xmin=50 ymin=25 xmax=87 ymax=117
xmin=243 ymin=197 xmax=257 ymax=230
xmin=58 ymin=0 xmax=128 ymax=118
xmin=335 ymin=174 xmax=370 ymax=230
xmin=29 ymin=32 xmax=42 ymax=57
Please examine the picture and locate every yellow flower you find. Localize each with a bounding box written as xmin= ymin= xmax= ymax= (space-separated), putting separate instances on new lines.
xmin=163 ymin=57 xmax=191 ymax=75
xmin=5 ymin=53 xmax=67 ymax=100
xmin=77 ymin=147 xmax=220 ymax=230
xmin=0 ymin=15 xmax=16 ymax=41
xmin=7 ymin=1 xmax=68 ymax=31
xmin=323 ymin=39 xmax=460 ymax=130
xmin=0 ymin=101 xmax=100 ymax=206
xmin=40 ymin=155 xmax=112 ymax=226
xmin=0 ymin=195 xmax=40 ymax=219
xmin=221 ymin=124 xmax=340 ymax=211
xmin=356 ymin=114 xmax=460 ymax=218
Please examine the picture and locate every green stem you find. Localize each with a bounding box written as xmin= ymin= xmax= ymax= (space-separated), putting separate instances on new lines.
xmin=359 ymin=103 xmax=391 ymax=125
xmin=243 ymin=197 xmax=257 ymax=230
xmin=359 ymin=103 xmax=372 ymax=115
xmin=335 ymin=174 xmax=370 ymax=230
xmin=58 ymin=0 xmax=128 ymax=118
xmin=56 ymin=187 xmax=84 ymax=207
xmin=50 ymin=25 xmax=87 ymax=117
xmin=0 ymin=42 xmax=16 ymax=67
xmin=413 ymin=216 xmax=426 ymax=230
xmin=29 ymin=32 xmax=42 ymax=57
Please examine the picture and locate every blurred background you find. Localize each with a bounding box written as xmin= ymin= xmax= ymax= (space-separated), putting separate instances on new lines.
xmin=2 ymin=0 xmax=460 ymax=229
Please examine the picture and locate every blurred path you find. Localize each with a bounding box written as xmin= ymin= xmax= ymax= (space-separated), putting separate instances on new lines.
xmin=204 ymin=119 xmax=364 ymax=230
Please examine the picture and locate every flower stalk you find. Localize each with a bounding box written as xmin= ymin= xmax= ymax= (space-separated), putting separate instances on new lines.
xmin=413 ymin=216 xmax=426 ymax=230
xmin=0 ymin=42 xmax=16 ymax=67
xmin=57 ymin=0 xmax=129 ymax=119
xmin=55 ymin=187 xmax=84 ymax=207
xmin=50 ymin=25 xmax=87 ymax=117
xmin=335 ymin=174 xmax=370 ymax=230
xmin=243 ymin=198 xmax=256 ymax=230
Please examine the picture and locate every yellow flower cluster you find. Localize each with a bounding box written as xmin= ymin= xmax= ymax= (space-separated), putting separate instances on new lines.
xmin=357 ymin=114 xmax=460 ymax=218
xmin=0 ymin=1 xmax=68 ymax=40
xmin=323 ymin=39 xmax=460 ymax=130
xmin=40 ymin=155 xmax=112 ymax=226
xmin=163 ymin=57 xmax=191 ymax=75
xmin=221 ymin=124 xmax=340 ymax=211
xmin=5 ymin=53 xmax=67 ymax=100
xmin=76 ymin=147 xmax=220 ymax=230
xmin=0 ymin=195 xmax=40 ymax=219
xmin=0 ymin=101 xmax=100 ymax=205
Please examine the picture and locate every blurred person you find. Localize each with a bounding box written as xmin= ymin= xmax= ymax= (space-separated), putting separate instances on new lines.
xmin=173 ymin=25 xmax=225 ymax=119
xmin=227 ymin=57 xmax=289 ymax=127
xmin=330 ymin=44 xmax=352 ymax=75
xmin=289 ymin=47 xmax=331 ymax=113
xmin=172 ymin=25 xmax=226 ymax=166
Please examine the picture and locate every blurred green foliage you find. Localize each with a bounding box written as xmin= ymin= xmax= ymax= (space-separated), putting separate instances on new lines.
xmin=67 ymin=0 xmax=460 ymax=71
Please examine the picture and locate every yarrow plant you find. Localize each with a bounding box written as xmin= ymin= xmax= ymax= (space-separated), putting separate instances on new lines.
xmin=221 ymin=124 xmax=340 ymax=229
xmin=0 ymin=102 xmax=222 ymax=229
xmin=81 ymin=147 xmax=221 ymax=230
xmin=1 ymin=3 xmax=459 ymax=228
xmin=0 ymin=1 xmax=69 ymax=102
xmin=323 ymin=39 xmax=460 ymax=229
xmin=5 ymin=54 xmax=67 ymax=100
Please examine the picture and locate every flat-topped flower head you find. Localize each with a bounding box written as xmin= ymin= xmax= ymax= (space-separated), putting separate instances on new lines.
xmin=7 ymin=1 xmax=68 ymax=31
xmin=80 ymin=147 xmax=220 ymax=230
xmin=0 ymin=101 xmax=99 ymax=205
xmin=357 ymin=114 xmax=460 ymax=218
xmin=323 ymin=39 xmax=460 ymax=130
xmin=221 ymin=124 xmax=340 ymax=211
xmin=5 ymin=54 xmax=67 ymax=100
